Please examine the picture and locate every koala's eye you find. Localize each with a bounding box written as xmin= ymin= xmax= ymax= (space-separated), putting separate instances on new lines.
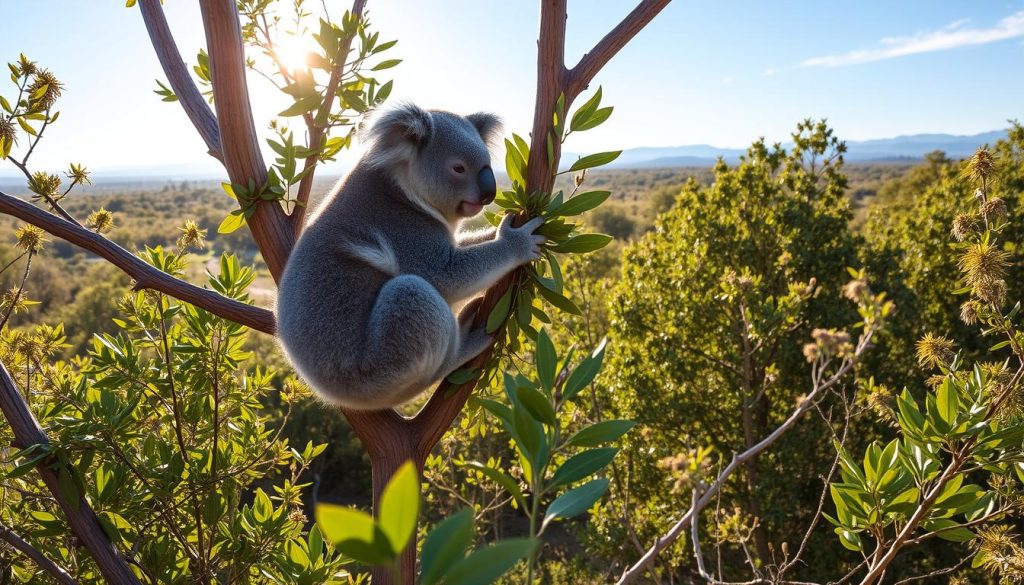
xmin=452 ymin=163 xmax=466 ymax=175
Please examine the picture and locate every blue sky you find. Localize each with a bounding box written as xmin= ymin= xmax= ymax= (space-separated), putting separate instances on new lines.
xmin=1 ymin=1 xmax=1022 ymax=176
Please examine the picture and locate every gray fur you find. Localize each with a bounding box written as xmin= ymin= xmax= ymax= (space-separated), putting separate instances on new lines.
xmin=276 ymin=104 xmax=545 ymax=410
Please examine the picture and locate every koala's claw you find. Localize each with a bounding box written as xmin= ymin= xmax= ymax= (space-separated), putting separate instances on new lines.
xmin=499 ymin=214 xmax=548 ymax=263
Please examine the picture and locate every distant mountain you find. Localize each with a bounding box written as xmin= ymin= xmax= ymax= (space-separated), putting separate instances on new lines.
xmin=597 ymin=129 xmax=1008 ymax=169
xmin=0 ymin=130 xmax=1009 ymax=183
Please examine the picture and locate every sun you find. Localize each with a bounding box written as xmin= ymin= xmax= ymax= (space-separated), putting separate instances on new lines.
xmin=272 ymin=33 xmax=319 ymax=74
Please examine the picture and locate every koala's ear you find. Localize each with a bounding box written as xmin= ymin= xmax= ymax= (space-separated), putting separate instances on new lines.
xmin=363 ymin=104 xmax=433 ymax=168
xmin=466 ymin=112 xmax=502 ymax=145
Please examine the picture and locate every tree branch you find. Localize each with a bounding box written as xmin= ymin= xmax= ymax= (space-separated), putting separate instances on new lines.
xmin=0 ymin=190 xmax=275 ymax=334
xmin=616 ymin=328 xmax=877 ymax=585
xmin=0 ymin=520 xmax=78 ymax=585
xmin=291 ymin=0 xmax=368 ymax=235
xmin=0 ymin=361 xmax=142 ymax=585
xmin=198 ymin=0 xmax=294 ymax=281
xmin=138 ymin=0 xmax=223 ymax=161
xmin=565 ymin=0 xmax=670 ymax=101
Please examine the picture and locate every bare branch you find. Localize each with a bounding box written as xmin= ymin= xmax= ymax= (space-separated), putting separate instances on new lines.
xmin=616 ymin=328 xmax=877 ymax=585
xmin=0 ymin=361 xmax=142 ymax=585
xmin=199 ymin=0 xmax=294 ymax=280
xmin=0 ymin=520 xmax=78 ymax=585
xmin=0 ymin=190 xmax=275 ymax=334
xmin=138 ymin=0 xmax=223 ymax=161
xmin=565 ymin=0 xmax=671 ymax=100
xmin=291 ymin=0 xmax=368 ymax=234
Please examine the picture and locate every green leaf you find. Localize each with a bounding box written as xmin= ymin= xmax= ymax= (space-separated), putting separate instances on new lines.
xmin=573 ymin=106 xmax=613 ymax=132
xmin=421 ymin=509 xmax=474 ymax=585
xmin=17 ymin=117 xmax=37 ymax=136
xmin=836 ymin=528 xmax=863 ymax=551
xmin=279 ymin=95 xmax=322 ymax=117
xmin=218 ymin=210 xmax=247 ymax=234
xmin=542 ymin=478 xmax=609 ymax=530
xmin=922 ymin=518 xmax=975 ymax=542
xmin=443 ymin=538 xmax=535 ymax=585
xmin=536 ymin=285 xmax=582 ymax=315
xmin=564 ymin=420 xmax=635 ymax=448
xmin=515 ymin=385 xmax=557 ymax=426
xmin=936 ymin=379 xmax=959 ymax=427
xmin=378 ymin=461 xmax=419 ymax=554
xmin=486 ymin=288 xmax=513 ymax=333
xmin=550 ymin=447 xmax=617 ymax=487
xmin=446 ymin=367 xmax=480 ymax=385
xmin=563 ymin=339 xmax=607 ymax=400
xmin=551 ymin=234 xmax=613 ymax=254
xmin=535 ymin=328 xmax=557 ymax=393
xmin=0 ymin=95 xmax=11 ymax=113
xmin=550 ymin=191 xmax=610 ymax=217
xmin=568 ymin=151 xmax=621 ymax=172
xmin=371 ymin=59 xmax=402 ymax=71
xmin=316 ymin=504 xmax=376 ymax=545
xmin=569 ymin=87 xmax=603 ymax=132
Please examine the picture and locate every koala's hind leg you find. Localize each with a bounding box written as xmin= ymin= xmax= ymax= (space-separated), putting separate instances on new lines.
xmin=360 ymin=275 xmax=459 ymax=407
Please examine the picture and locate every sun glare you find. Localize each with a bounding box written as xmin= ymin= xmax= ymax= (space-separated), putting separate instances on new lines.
xmin=272 ymin=33 xmax=318 ymax=74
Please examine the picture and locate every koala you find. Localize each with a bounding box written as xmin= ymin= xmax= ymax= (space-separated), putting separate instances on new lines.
xmin=276 ymin=104 xmax=545 ymax=411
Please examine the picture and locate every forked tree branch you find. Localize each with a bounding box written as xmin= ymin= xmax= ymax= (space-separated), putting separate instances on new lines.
xmin=199 ymin=0 xmax=295 ymax=280
xmin=291 ymin=0 xmax=368 ymax=234
xmin=414 ymin=0 xmax=669 ymax=465
xmin=138 ymin=0 xmax=223 ymax=161
xmin=0 ymin=362 xmax=142 ymax=585
xmin=0 ymin=520 xmax=78 ymax=585
xmin=0 ymin=191 xmax=275 ymax=334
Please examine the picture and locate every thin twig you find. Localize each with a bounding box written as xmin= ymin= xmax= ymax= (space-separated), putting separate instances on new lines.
xmin=0 ymin=520 xmax=78 ymax=585
xmin=0 ymin=190 xmax=275 ymax=334
xmin=617 ymin=328 xmax=877 ymax=585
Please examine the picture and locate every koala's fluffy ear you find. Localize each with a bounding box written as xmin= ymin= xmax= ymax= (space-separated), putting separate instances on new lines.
xmin=466 ymin=112 xmax=502 ymax=145
xmin=363 ymin=104 xmax=433 ymax=168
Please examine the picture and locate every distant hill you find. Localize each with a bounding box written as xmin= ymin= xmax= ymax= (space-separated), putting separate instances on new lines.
xmin=0 ymin=129 xmax=1009 ymax=184
xmin=596 ymin=129 xmax=1008 ymax=169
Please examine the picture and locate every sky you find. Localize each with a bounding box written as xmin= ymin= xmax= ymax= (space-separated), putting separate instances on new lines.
xmin=1 ymin=0 xmax=1022 ymax=177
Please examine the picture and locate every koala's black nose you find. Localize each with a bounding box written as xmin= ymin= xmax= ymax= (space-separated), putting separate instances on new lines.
xmin=478 ymin=165 xmax=496 ymax=205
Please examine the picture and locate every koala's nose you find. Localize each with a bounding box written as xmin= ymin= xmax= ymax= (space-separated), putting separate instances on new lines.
xmin=477 ymin=165 xmax=496 ymax=205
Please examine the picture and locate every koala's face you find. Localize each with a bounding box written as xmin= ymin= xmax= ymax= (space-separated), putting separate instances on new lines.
xmin=364 ymin=105 xmax=502 ymax=224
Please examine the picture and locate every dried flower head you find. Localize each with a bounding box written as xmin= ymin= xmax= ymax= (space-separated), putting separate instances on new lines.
xmin=980 ymin=196 xmax=1008 ymax=220
xmin=0 ymin=287 xmax=36 ymax=317
xmin=974 ymin=526 xmax=1024 ymax=581
xmin=950 ymin=213 xmax=979 ymax=242
xmin=975 ymin=278 xmax=1008 ymax=307
xmin=15 ymin=55 xmax=38 ymax=77
xmin=810 ymin=328 xmax=852 ymax=357
xmin=27 ymin=69 xmax=63 ymax=112
xmin=0 ymin=118 xmax=16 ymax=151
xmin=843 ymin=278 xmax=870 ymax=302
xmin=960 ymin=148 xmax=997 ymax=185
xmin=802 ymin=343 xmax=820 ymax=363
xmin=86 ymin=208 xmax=115 ymax=234
xmin=959 ymin=300 xmax=980 ymax=325
xmin=958 ymin=240 xmax=1009 ymax=287
xmin=14 ymin=224 xmax=45 ymax=252
xmin=66 ymin=163 xmax=91 ymax=187
xmin=177 ymin=219 xmax=208 ymax=251
xmin=29 ymin=171 xmax=61 ymax=199
xmin=915 ymin=333 xmax=955 ymax=368
xmin=866 ymin=384 xmax=895 ymax=420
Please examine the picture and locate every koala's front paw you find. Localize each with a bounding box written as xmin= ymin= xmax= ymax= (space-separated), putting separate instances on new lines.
xmin=499 ymin=214 xmax=547 ymax=264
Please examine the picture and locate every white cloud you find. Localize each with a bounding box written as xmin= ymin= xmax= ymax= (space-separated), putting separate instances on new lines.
xmin=802 ymin=11 xmax=1024 ymax=68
